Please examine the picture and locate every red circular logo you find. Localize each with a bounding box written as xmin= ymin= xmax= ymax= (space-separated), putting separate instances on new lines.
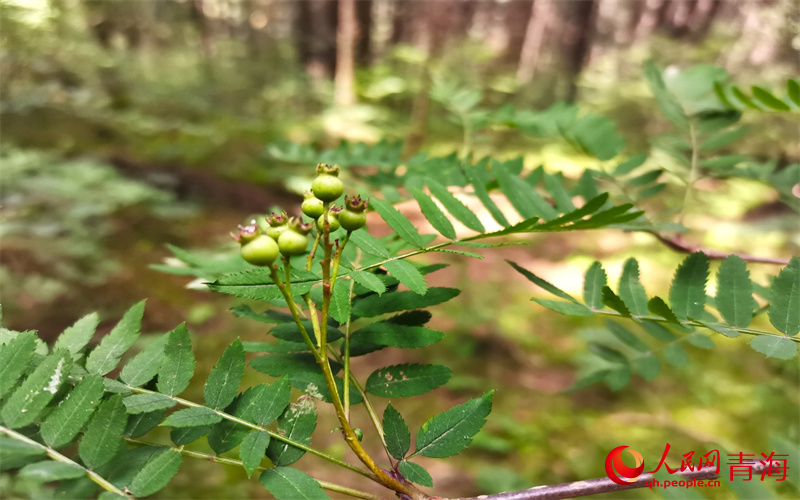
xmin=605 ymin=446 xmax=645 ymax=485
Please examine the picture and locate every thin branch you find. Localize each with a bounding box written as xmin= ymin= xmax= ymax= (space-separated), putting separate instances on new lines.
xmin=124 ymin=437 xmax=380 ymax=500
xmin=124 ymin=385 xmax=372 ymax=479
xmin=649 ymin=232 xmax=790 ymax=265
xmin=0 ymin=425 xmax=130 ymax=498
xmin=455 ymin=462 xmax=773 ymax=500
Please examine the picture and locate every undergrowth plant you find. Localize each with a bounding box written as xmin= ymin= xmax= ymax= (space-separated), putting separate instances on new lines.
xmin=1 ymin=63 xmax=797 ymax=500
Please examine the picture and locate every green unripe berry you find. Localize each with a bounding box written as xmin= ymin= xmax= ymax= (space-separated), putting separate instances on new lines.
xmin=278 ymin=217 xmax=313 ymax=256
xmin=312 ymin=163 xmax=344 ymax=202
xmin=317 ymin=210 xmax=341 ymax=232
xmin=264 ymin=211 xmax=289 ymax=240
xmin=340 ymin=195 xmax=368 ymax=231
xmin=353 ymin=428 xmax=363 ymax=441
xmin=302 ymin=191 xmax=325 ymax=218
xmin=240 ymin=234 xmax=279 ymax=266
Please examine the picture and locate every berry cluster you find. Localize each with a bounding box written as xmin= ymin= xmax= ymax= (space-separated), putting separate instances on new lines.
xmin=233 ymin=163 xmax=368 ymax=266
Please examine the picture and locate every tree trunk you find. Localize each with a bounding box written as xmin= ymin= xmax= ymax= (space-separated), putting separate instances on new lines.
xmin=294 ymin=0 xmax=338 ymax=79
xmin=516 ymin=0 xmax=554 ymax=85
xmin=355 ymin=0 xmax=373 ymax=65
xmin=556 ymin=0 xmax=598 ymax=102
xmin=335 ymin=0 xmax=357 ymax=106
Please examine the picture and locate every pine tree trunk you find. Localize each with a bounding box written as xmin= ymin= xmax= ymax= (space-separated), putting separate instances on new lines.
xmin=335 ymin=0 xmax=357 ymax=106
xmin=517 ymin=0 xmax=553 ymax=85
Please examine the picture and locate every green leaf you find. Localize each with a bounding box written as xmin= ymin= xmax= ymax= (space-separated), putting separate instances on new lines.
xmin=123 ymin=393 xmax=176 ymax=414
xmin=19 ymin=461 xmax=85 ymax=482
xmin=543 ymin=173 xmax=576 ymax=212
xmin=53 ymin=312 xmax=99 ymax=358
xmin=370 ymin=198 xmax=426 ymax=248
xmin=465 ymin=164 xmax=510 ymax=226
xmin=86 ymin=301 xmax=144 ymax=376
xmin=715 ymin=255 xmax=755 ymax=328
xmin=161 ymin=407 xmax=222 ymax=427
xmin=384 ymin=260 xmax=428 ymax=295
xmin=353 ymin=323 xmax=444 ymax=348
xmin=663 ymin=344 xmax=689 ymax=367
xmin=119 ymin=335 xmax=168 ymax=387
xmin=427 ymin=179 xmax=484 ymax=232
xmin=701 ymin=126 xmax=750 ymax=151
xmin=508 ymin=261 xmax=579 ymax=303
xmin=240 ymin=431 xmax=270 ymax=477
xmin=644 ymin=60 xmax=688 ymax=130
xmin=250 ymin=352 xmax=334 ymax=377
xmin=41 ymin=375 xmax=104 ymax=448
xmin=352 ymin=287 xmax=460 ymax=317
xmin=260 ymin=467 xmax=330 ymax=500
xmin=208 ymin=269 xmax=317 ymax=301
xmin=383 ymin=403 xmax=410 ymax=460
xmin=1 ymin=349 xmax=72 ymax=428
xmin=606 ymin=320 xmax=649 ymax=352
xmin=79 ymin=395 xmax=127 ymax=469
xmin=647 ymin=297 xmax=682 ymax=324
xmin=613 ymin=154 xmax=647 ymax=176
xmin=271 ymin=321 xmax=343 ymax=345
xmin=349 ymin=230 xmax=390 ymax=258
xmin=668 ymin=252 xmax=709 ymax=320
xmin=283 ymin=371 xmax=362 ymax=405
xmin=0 ymin=330 xmax=37 ymax=399
xmin=788 ymin=79 xmax=800 ymax=106
xmin=632 ymin=353 xmax=660 ymax=381
xmin=686 ymin=333 xmax=714 ymax=349
xmin=399 ymin=461 xmax=434 ymax=487
xmin=618 ymin=258 xmax=649 ymax=316
xmin=605 ymin=366 xmax=631 ymax=391
xmin=208 ymin=418 xmax=249 ymax=454
xmin=532 ymin=299 xmax=594 ymax=316
xmin=330 ymin=281 xmax=352 ymax=324
xmin=127 ymin=410 xmax=166 ymax=438
xmin=157 ymin=323 xmax=195 ymax=396
xmin=170 ymin=425 xmax=211 ymax=445
xmin=601 ymin=287 xmax=632 ymax=317
xmin=589 ymin=343 xmax=628 ymax=365
xmin=768 ymin=257 xmax=800 ymax=335
xmin=366 ymin=364 xmax=451 ymax=397
xmin=129 ymin=448 xmax=183 ymax=497
xmin=583 ymin=262 xmax=607 ymax=309
xmin=0 ymin=436 xmax=45 ymax=458
xmin=751 ymin=86 xmax=791 ymax=111
xmin=409 ymin=187 xmax=457 ymax=239
xmin=204 ymin=339 xmax=245 ymax=410
xmin=267 ymin=398 xmax=317 ymax=466
xmin=413 ymin=391 xmax=493 ymax=458
xmin=640 ymin=320 xmax=677 ymax=341
xmin=749 ymin=336 xmax=797 ymax=360
xmin=495 ymin=164 xmax=558 ymax=219
xmin=351 ymin=271 xmax=386 ymax=295
xmin=236 ymin=378 xmax=293 ymax=426
xmin=700 ymin=321 xmax=741 ymax=338
xmin=732 ymin=86 xmax=760 ymax=109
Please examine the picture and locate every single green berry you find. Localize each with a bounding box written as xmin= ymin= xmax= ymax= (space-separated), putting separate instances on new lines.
xmin=264 ymin=211 xmax=289 ymax=240
xmin=340 ymin=194 xmax=368 ymax=231
xmin=353 ymin=428 xmax=363 ymax=442
xmin=317 ymin=207 xmax=341 ymax=232
xmin=312 ymin=163 xmax=344 ymax=202
xmin=240 ymin=234 xmax=279 ymax=266
xmin=302 ymin=190 xmax=325 ymax=218
xmin=278 ymin=217 xmax=313 ymax=256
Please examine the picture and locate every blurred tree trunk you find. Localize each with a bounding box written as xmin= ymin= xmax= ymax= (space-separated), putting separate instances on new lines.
xmin=356 ymin=0 xmax=373 ymax=64
xmin=294 ymin=0 xmax=338 ymax=78
xmin=335 ymin=0 xmax=357 ymax=106
xmin=501 ymin=0 xmax=534 ymax=63
xmin=516 ymin=0 xmax=553 ymax=85
xmin=633 ymin=0 xmax=668 ymax=40
xmin=555 ymin=0 xmax=597 ymax=102
xmin=688 ymin=0 xmax=722 ymax=40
